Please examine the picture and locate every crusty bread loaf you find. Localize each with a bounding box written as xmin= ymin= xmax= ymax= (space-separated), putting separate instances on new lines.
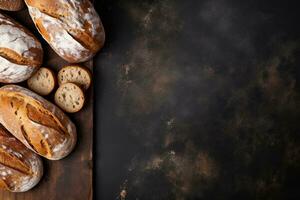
xmin=25 ymin=0 xmax=105 ymax=63
xmin=0 ymin=13 xmax=43 ymax=83
xmin=55 ymin=83 xmax=85 ymax=113
xmin=0 ymin=125 xmax=43 ymax=192
xmin=58 ymin=65 xmax=92 ymax=90
xmin=27 ymin=67 xmax=56 ymax=96
xmin=0 ymin=0 xmax=24 ymax=11
xmin=0 ymin=85 xmax=77 ymax=160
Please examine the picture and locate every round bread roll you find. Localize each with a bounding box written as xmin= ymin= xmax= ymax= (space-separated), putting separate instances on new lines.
xmin=0 ymin=125 xmax=43 ymax=192
xmin=27 ymin=67 xmax=56 ymax=96
xmin=55 ymin=83 xmax=85 ymax=113
xmin=0 ymin=0 xmax=24 ymax=11
xmin=0 ymin=85 xmax=77 ymax=160
xmin=25 ymin=0 xmax=105 ymax=63
xmin=58 ymin=65 xmax=92 ymax=90
xmin=0 ymin=13 xmax=43 ymax=83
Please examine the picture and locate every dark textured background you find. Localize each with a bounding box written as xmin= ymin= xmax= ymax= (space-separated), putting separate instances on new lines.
xmin=93 ymin=0 xmax=300 ymax=199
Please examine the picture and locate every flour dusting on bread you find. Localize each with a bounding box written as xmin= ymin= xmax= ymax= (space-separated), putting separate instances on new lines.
xmin=0 ymin=13 xmax=42 ymax=83
xmin=0 ymin=56 xmax=35 ymax=83
xmin=0 ymin=85 xmax=77 ymax=160
xmin=28 ymin=6 xmax=90 ymax=62
xmin=25 ymin=0 xmax=105 ymax=63
xmin=0 ymin=126 xmax=43 ymax=192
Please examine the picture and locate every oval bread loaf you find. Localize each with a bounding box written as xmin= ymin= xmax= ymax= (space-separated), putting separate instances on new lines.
xmin=0 ymin=125 xmax=43 ymax=192
xmin=25 ymin=0 xmax=105 ymax=63
xmin=0 ymin=85 xmax=77 ymax=160
xmin=0 ymin=0 xmax=24 ymax=11
xmin=0 ymin=13 xmax=43 ymax=83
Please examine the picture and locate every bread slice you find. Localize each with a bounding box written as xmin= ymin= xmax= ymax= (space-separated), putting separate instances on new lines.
xmin=58 ymin=65 xmax=92 ymax=90
xmin=55 ymin=83 xmax=85 ymax=113
xmin=27 ymin=67 xmax=56 ymax=96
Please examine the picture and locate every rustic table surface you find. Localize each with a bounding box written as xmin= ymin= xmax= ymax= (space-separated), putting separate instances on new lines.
xmin=0 ymin=6 xmax=93 ymax=200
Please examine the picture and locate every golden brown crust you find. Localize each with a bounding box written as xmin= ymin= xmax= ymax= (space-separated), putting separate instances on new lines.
xmin=25 ymin=0 xmax=105 ymax=63
xmin=0 ymin=125 xmax=43 ymax=192
xmin=0 ymin=85 xmax=77 ymax=160
xmin=0 ymin=0 xmax=24 ymax=11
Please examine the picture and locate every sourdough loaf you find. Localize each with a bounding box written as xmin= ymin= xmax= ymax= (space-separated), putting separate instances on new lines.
xmin=25 ymin=0 xmax=105 ymax=63
xmin=0 ymin=125 xmax=43 ymax=192
xmin=0 ymin=85 xmax=77 ymax=160
xmin=0 ymin=13 xmax=43 ymax=83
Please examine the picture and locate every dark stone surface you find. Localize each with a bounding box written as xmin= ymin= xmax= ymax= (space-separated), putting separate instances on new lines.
xmin=94 ymin=0 xmax=300 ymax=199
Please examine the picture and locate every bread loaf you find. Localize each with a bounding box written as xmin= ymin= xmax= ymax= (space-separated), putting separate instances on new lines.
xmin=0 ymin=85 xmax=77 ymax=160
xmin=25 ymin=0 xmax=105 ymax=63
xmin=0 ymin=0 xmax=24 ymax=11
xmin=0 ymin=125 xmax=43 ymax=192
xmin=0 ymin=13 xmax=43 ymax=83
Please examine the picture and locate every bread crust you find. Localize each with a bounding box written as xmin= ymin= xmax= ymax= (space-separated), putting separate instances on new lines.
xmin=0 ymin=125 xmax=43 ymax=192
xmin=0 ymin=13 xmax=43 ymax=83
xmin=0 ymin=85 xmax=77 ymax=160
xmin=0 ymin=0 xmax=24 ymax=11
xmin=25 ymin=0 xmax=105 ymax=63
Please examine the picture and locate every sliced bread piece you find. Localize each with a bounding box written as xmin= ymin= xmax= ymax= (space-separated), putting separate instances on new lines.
xmin=27 ymin=67 xmax=56 ymax=95
xmin=55 ymin=82 xmax=85 ymax=113
xmin=58 ymin=65 xmax=92 ymax=90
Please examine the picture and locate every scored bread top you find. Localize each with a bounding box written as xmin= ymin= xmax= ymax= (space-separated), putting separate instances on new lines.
xmin=25 ymin=0 xmax=105 ymax=63
xmin=0 ymin=85 xmax=77 ymax=160
xmin=0 ymin=13 xmax=43 ymax=83
xmin=0 ymin=125 xmax=43 ymax=192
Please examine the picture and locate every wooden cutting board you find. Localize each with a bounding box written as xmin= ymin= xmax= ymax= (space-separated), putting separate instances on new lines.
xmin=0 ymin=3 xmax=94 ymax=200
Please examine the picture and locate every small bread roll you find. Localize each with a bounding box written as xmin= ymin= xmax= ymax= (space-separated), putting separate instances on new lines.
xmin=0 ymin=0 xmax=24 ymax=11
xmin=58 ymin=65 xmax=92 ymax=90
xmin=27 ymin=67 xmax=56 ymax=96
xmin=55 ymin=83 xmax=85 ymax=113
xmin=0 ymin=125 xmax=43 ymax=192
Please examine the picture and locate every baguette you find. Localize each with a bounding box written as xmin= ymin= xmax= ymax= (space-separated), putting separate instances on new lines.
xmin=0 ymin=85 xmax=77 ymax=160
xmin=25 ymin=0 xmax=105 ymax=63
xmin=0 ymin=125 xmax=43 ymax=192
xmin=0 ymin=13 xmax=43 ymax=83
